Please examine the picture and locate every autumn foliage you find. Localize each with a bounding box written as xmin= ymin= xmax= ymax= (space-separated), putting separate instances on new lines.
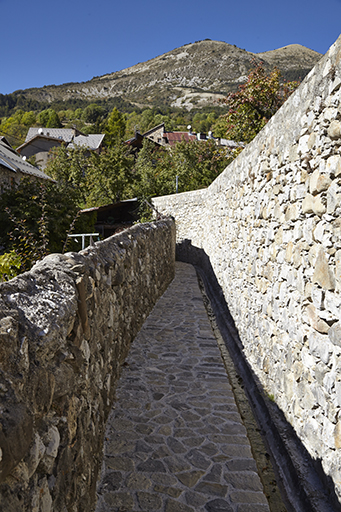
xmin=221 ymin=63 xmax=299 ymax=144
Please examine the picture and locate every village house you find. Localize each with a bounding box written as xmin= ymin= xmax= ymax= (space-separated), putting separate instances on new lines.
xmin=16 ymin=128 xmax=105 ymax=169
xmin=0 ymin=137 xmax=53 ymax=193
xmin=126 ymin=123 xmax=208 ymax=155
xmin=126 ymin=122 xmax=240 ymax=153
xmin=142 ymin=123 xmax=197 ymax=147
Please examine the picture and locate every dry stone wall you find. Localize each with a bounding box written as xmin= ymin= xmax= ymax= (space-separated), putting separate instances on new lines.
xmin=0 ymin=219 xmax=175 ymax=512
xmin=153 ymin=35 xmax=341 ymax=502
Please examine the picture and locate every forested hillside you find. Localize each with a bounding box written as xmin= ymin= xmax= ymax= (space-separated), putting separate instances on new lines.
xmin=0 ymin=103 xmax=230 ymax=148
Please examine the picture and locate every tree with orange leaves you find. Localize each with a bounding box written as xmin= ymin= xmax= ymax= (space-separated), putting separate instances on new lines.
xmin=216 ymin=63 xmax=299 ymax=145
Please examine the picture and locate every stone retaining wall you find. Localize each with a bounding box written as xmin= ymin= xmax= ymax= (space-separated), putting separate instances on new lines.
xmin=0 ymin=219 xmax=175 ymax=512
xmin=154 ymin=35 xmax=341 ymax=502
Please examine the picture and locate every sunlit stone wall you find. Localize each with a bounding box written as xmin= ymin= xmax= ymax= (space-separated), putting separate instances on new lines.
xmin=154 ymin=35 xmax=341 ymax=502
xmin=0 ymin=219 xmax=175 ymax=511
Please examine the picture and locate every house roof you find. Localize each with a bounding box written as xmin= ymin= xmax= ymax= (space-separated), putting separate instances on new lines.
xmin=163 ymin=132 xmax=197 ymax=145
xmin=69 ymin=133 xmax=105 ymax=151
xmin=0 ymin=157 xmax=17 ymax=172
xmin=81 ymin=198 xmax=138 ymax=215
xmin=81 ymin=198 xmax=139 ymax=225
xmin=25 ymin=127 xmax=76 ymax=143
xmin=25 ymin=127 xmax=104 ymax=151
xmin=17 ymin=134 xmax=64 ymax=153
xmin=0 ymin=140 xmax=54 ymax=181
xmin=0 ymin=136 xmax=13 ymax=148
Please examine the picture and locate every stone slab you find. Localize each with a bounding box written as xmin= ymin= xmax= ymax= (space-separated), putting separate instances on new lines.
xmin=95 ymin=262 xmax=270 ymax=512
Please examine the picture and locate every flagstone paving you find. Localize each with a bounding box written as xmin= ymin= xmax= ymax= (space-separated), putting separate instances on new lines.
xmin=95 ymin=262 xmax=270 ymax=512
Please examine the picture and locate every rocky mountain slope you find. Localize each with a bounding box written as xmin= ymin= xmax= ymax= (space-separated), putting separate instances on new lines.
xmin=16 ymin=40 xmax=323 ymax=110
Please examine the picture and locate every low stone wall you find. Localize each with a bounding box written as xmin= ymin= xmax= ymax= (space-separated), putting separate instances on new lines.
xmin=0 ymin=219 xmax=175 ymax=512
xmin=154 ymin=35 xmax=341 ymax=502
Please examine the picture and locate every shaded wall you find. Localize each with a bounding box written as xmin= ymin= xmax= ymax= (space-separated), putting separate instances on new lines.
xmin=154 ymin=35 xmax=341 ymax=502
xmin=0 ymin=219 xmax=175 ymax=511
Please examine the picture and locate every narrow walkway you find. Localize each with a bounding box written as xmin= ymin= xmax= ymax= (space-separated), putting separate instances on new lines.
xmin=95 ymin=262 xmax=270 ymax=512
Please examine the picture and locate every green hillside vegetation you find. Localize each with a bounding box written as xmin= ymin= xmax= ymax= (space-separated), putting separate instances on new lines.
xmin=0 ymin=103 xmax=228 ymax=148
xmin=0 ymin=39 xmax=320 ymax=147
xmin=0 ymin=92 xmax=135 ymax=118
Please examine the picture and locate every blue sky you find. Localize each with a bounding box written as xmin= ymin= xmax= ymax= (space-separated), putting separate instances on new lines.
xmin=1 ymin=0 xmax=341 ymax=95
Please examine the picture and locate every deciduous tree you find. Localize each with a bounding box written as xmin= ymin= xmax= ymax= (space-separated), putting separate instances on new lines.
xmin=0 ymin=178 xmax=94 ymax=272
xmin=82 ymin=103 xmax=105 ymax=124
xmin=37 ymin=108 xmax=62 ymax=128
xmin=133 ymin=138 xmax=231 ymax=200
xmin=105 ymin=108 xmax=126 ymax=145
xmin=86 ymin=145 xmax=134 ymax=205
xmin=45 ymin=145 xmax=90 ymax=206
xmin=217 ymin=63 xmax=299 ymax=144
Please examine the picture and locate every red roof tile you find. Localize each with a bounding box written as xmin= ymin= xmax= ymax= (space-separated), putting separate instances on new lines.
xmin=163 ymin=132 xmax=197 ymax=145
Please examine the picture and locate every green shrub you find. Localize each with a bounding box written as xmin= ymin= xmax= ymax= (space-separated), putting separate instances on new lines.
xmin=0 ymin=251 xmax=21 ymax=282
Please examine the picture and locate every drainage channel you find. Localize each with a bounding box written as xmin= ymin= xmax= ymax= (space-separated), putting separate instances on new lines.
xmin=196 ymin=267 xmax=340 ymax=512
xmin=197 ymin=273 xmax=288 ymax=512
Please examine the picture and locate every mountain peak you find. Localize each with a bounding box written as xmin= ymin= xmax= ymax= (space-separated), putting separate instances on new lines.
xmin=11 ymin=41 xmax=323 ymax=111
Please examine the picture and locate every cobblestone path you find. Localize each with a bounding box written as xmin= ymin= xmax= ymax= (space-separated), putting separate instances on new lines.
xmin=95 ymin=262 xmax=270 ymax=512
